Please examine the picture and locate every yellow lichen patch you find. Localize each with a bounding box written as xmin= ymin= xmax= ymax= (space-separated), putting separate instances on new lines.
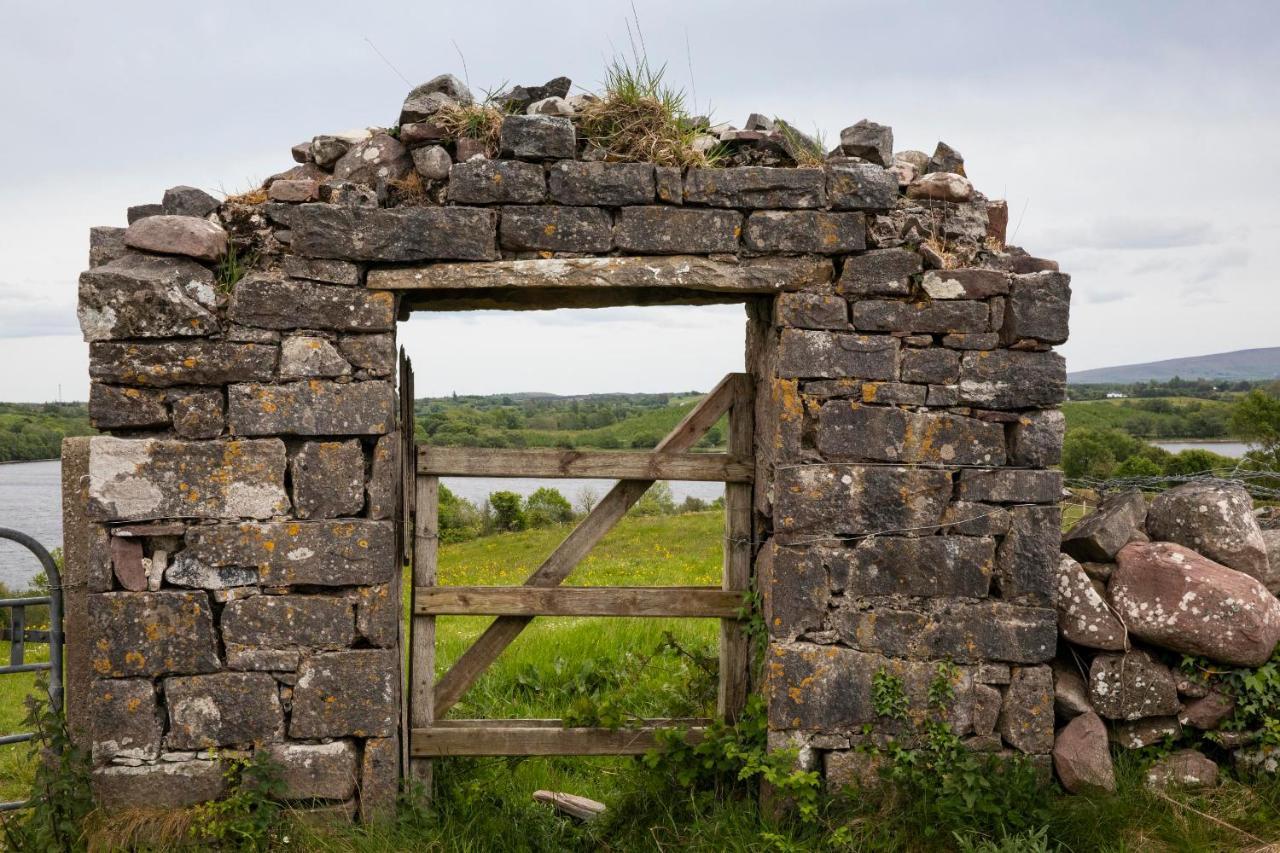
xmin=862 ymin=383 xmax=880 ymax=402
xmin=543 ymin=224 xmax=557 ymax=236
xmin=126 ymin=698 xmax=141 ymax=713
xmin=124 ymin=650 xmax=146 ymax=669
xmin=93 ymin=657 xmax=113 ymax=675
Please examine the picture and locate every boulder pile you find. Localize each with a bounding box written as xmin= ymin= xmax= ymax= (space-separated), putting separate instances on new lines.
xmin=1052 ymin=480 xmax=1280 ymax=792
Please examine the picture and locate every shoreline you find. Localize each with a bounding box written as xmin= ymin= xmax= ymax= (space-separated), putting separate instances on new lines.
xmin=0 ymin=457 xmax=59 ymax=466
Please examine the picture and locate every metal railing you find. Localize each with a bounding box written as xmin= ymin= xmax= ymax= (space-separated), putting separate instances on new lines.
xmin=0 ymin=527 xmax=63 ymax=812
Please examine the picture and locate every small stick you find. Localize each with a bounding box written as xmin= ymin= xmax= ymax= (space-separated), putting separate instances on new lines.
xmin=1149 ymin=788 xmax=1273 ymax=849
xmin=532 ymin=790 xmax=607 ymax=821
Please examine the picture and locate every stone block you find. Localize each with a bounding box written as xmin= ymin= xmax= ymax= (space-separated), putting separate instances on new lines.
xmin=684 ymin=167 xmax=825 ymax=208
xmin=654 ymin=166 xmax=682 ymax=204
xmin=221 ymin=594 xmax=355 ymax=649
xmin=851 ymin=299 xmax=991 ymax=334
xmin=228 ymin=381 xmax=394 ymax=435
xmin=839 ymin=120 xmax=893 ymax=165
xmin=229 ymin=274 xmax=395 ymax=331
xmin=164 ymin=672 xmax=284 ymax=748
xmin=366 ymin=433 xmax=397 ymax=521
xmin=89 ymin=341 xmax=276 ymax=387
xmin=1089 ymin=650 xmax=1179 ymax=721
xmin=263 ymin=741 xmax=359 ymax=801
xmin=900 ymin=348 xmax=960 ymax=384
xmin=921 ymin=269 xmax=1010 ymax=300
xmin=795 ymin=537 xmax=993 ymax=600
xmin=774 ymin=464 xmax=952 ymax=537
xmin=995 ymin=505 xmax=1062 ymax=605
xmin=958 ymin=350 xmax=1066 ymax=409
xmin=1003 ymin=272 xmax=1071 ymax=345
xmin=548 ymin=161 xmax=655 ymax=205
xmin=165 ymin=552 xmax=258 ymax=589
xmin=825 ymin=750 xmax=884 ymax=793
xmin=126 ymin=203 xmax=163 ymax=224
xmin=1056 ymin=555 xmax=1126 ymax=651
xmin=89 ymin=384 xmax=170 ymax=430
xmin=956 ymin=468 xmax=1063 ymax=504
xmin=613 ymin=207 xmax=741 ymax=253
xmin=759 ymin=540 xmax=828 ymax=640
xmin=282 ymin=256 xmax=363 ymax=286
xmin=88 ymin=591 xmax=220 ymax=677
xmin=1112 ymin=717 xmax=1182 ymax=750
xmin=943 ymin=333 xmax=1000 ymax=350
xmin=290 ymin=650 xmax=398 ymax=738
xmin=775 ymin=330 xmax=898 ymax=379
xmin=998 ymin=666 xmax=1054 ymax=753
xmin=1062 ymin=490 xmax=1147 ymax=562
xmin=78 ymin=253 xmax=219 ymax=341
xmin=826 ymin=163 xmax=898 ymax=210
xmin=499 ymin=205 xmax=612 ymax=252
xmin=744 ymin=211 xmax=865 ymax=253
xmin=291 ymin=439 xmax=365 ymax=518
xmin=836 ymin=248 xmax=921 ymax=297
xmin=124 ymin=215 xmax=227 ymax=262
xmin=773 ymin=292 xmax=848 ymax=329
xmin=338 ymin=334 xmax=395 ymax=376
xmin=170 ymin=390 xmax=225 ymax=439
xmin=181 ymin=521 xmax=395 ymax=587
xmin=499 ymin=115 xmax=575 ymax=160
xmin=90 ymin=678 xmax=163 ymax=762
xmin=332 ymin=133 xmax=412 ymax=187
xmin=448 ymin=160 xmax=546 ymax=204
xmin=87 ymin=436 xmax=289 ymax=521
xmin=292 ymin=204 xmax=497 ymax=261
xmin=360 ymin=736 xmax=399 ymax=822
xmin=92 ymin=761 xmax=226 ymax=809
xmin=226 ymin=646 xmax=299 ymax=671
xmin=816 ymin=403 xmax=1006 ymax=466
xmin=110 ymin=535 xmax=146 ymax=591
xmin=859 ymin=381 xmax=927 ymax=405
xmin=830 ymin=601 xmax=1056 ymax=664
xmin=89 ymin=225 xmax=128 ymax=267
xmin=942 ymin=501 xmax=1011 ymax=536
xmin=280 ymin=336 xmax=352 ymax=380
xmin=1007 ymin=409 xmax=1065 ymax=467
xmin=356 ymin=583 xmax=399 ymax=647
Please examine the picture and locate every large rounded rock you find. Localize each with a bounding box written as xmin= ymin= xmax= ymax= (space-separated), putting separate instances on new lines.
xmin=1145 ymin=750 xmax=1218 ymax=790
xmin=332 ymin=133 xmax=412 ymax=188
xmin=124 ymin=215 xmax=227 ymax=262
xmin=1088 ymin=649 xmax=1179 ymax=721
xmin=1261 ymin=528 xmax=1280 ymax=594
xmin=1146 ymin=481 xmax=1269 ymax=580
xmin=1110 ymin=542 xmax=1280 ymax=667
xmin=1053 ymin=712 xmax=1115 ymax=793
xmin=1056 ymin=554 xmax=1127 ymax=651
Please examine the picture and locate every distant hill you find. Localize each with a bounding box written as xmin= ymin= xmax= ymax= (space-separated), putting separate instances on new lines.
xmin=1069 ymin=347 xmax=1280 ymax=384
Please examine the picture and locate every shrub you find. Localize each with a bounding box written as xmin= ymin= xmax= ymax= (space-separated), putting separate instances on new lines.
xmin=524 ymin=486 xmax=574 ymax=528
xmin=487 ymin=490 xmax=527 ymax=532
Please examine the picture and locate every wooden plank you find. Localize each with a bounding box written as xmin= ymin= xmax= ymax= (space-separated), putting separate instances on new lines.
xmin=408 ymin=474 xmax=438 ymax=786
xmin=398 ymin=349 xmax=414 ymax=782
xmin=428 ymin=717 xmax=709 ymax=729
xmin=433 ymin=374 xmax=743 ymax=715
xmin=411 ymin=723 xmax=706 ymax=757
xmin=415 ymin=586 xmax=742 ymax=618
xmin=417 ymin=447 xmax=751 ymax=482
xmin=719 ymin=374 xmax=755 ymax=722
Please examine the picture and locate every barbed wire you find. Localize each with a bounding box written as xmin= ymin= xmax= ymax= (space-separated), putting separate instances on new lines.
xmin=1065 ymin=467 xmax=1280 ymax=502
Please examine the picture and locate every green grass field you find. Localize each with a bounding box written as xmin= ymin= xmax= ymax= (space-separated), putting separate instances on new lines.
xmin=1061 ymin=396 xmax=1233 ymax=439
xmin=0 ymin=641 xmax=46 ymax=805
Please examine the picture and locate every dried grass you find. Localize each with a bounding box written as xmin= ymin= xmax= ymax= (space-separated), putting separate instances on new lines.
xmin=84 ymin=806 xmax=197 ymax=851
xmin=224 ymin=186 xmax=267 ymax=205
xmin=576 ymin=59 xmax=712 ymax=168
xmin=389 ymin=170 xmax=431 ymax=205
xmin=434 ymin=103 xmax=504 ymax=157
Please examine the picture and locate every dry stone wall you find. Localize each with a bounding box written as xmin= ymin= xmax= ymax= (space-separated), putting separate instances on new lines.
xmin=70 ymin=71 xmax=1070 ymax=814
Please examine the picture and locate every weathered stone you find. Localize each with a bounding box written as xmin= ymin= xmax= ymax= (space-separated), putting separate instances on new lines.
xmin=338 ymin=334 xmax=395 ymax=376
xmin=684 ymin=167 xmax=825 ymax=208
xmin=89 ymin=225 xmax=129 ymax=267
xmin=89 ymin=384 xmax=169 ymax=430
xmin=267 ymin=179 xmax=319 ymax=203
xmin=926 ymin=141 xmax=965 ymax=175
xmin=613 ymin=207 xmax=741 ymax=253
xmin=836 ymin=248 xmax=921 ymax=297
xmin=292 ymin=440 xmax=364 ymax=518
xmin=654 ymin=166 xmax=682 ymax=204
xmin=1110 ymin=541 xmax=1280 ymax=667
xmin=774 ymin=464 xmax=951 ymax=537
xmin=165 ymin=553 xmax=258 ymax=589
xmin=228 ymin=381 xmax=394 ymax=436
xmin=971 ymin=682 xmax=1002 ymax=736
xmin=1062 ymin=490 xmax=1148 ymax=562
xmin=170 ymin=390 xmax=224 ymax=439
xmin=1112 ymin=717 xmax=1182 ymax=749
xmin=290 ymin=650 xmax=398 ymax=738
xmin=996 ymin=505 xmax=1062 ymax=605
xmin=453 ymin=136 xmax=488 ymax=162
xmin=1008 ymin=410 xmax=1065 ymax=467
xmin=87 ymin=436 xmax=288 ymax=521
xmin=744 ymin=211 xmax=865 ymax=253
xmin=316 ymin=179 xmax=379 ymax=207
xmin=1264 ymin=528 xmax=1280 ymax=594
xmin=222 ymin=595 xmax=355 ymax=650
xmin=943 ymin=501 xmax=1011 ymax=536
xmin=124 ymin=215 xmax=227 ymax=262
xmin=225 ymin=646 xmax=299 ymax=671
xmin=412 ymin=145 xmax=452 ymax=181
xmin=78 ymin=253 xmax=219 ymax=341
xmin=262 ymin=741 xmax=358 ymax=801
xmin=229 ymin=273 xmax=395 ymax=332
xmin=1053 ymin=712 xmax=1115 ymax=793
xmin=292 ymin=204 xmax=496 ymax=261
xmin=161 ymin=185 xmax=220 ymax=218
xmin=449 ymin=160 xmax=546 ymax=204
xmin=279 ymin=336 xmax=352 ymax=380
xmin=500 ymin=115 xmax=575 ymax=160
xmin=906 ymin=172 xmax=974 ymax=203
xmin=759 ymin=541 xmax=826 ymax=639
xmin=1056 ymin=554 xmax=1127 ymax=650
xmin=956 ymin=468 xmax=1063 ymax=504
xmin=839 ymin=120 xmax=893 ymax=165
xmin=774 ymin=292 xmax=848 ymax=329
xmin=366 ymin=433 xmax=397 ymax=521
xmin=1234 ymin=744 xmax=1280 ymax=774
xmin=548 ymin=161 xmax=655 ymax=205
xmin=90 ymin=678 xmax=163 ymax=762
xmin=495 ymin=76 xmax=570 ymax=112
xmin=399 ymin=74 xmax=472 ymax=124
xmin=360 ymin=736 xmax=399 ymax=821
xmin=1146 ymin=481 xmax=1270 ymax=580
xmin=527 ymin=96 xmax=573 ymax=116
xmin=999 ymin=666 xmax=1054 ymax=753
xmin=89 ymin=341 xmax=276 ymax=387
xmin=831 ymin=600 xmax=1056 ymax=664
xmin=88 ymin=591 xmax=220 ymax=677
xmin=126 ymin=203 xmax=163 ymax=224
xmin=1089 ymin=650 xmax=1180 ymax=721
xmin=332 ymin=133 xmax=413 ymax=187
xmin=826 ymin=163 xmax=898 ymax=209
xmin=1052 ymin=659 xmax=1093 ymax=719
xmin=943 ymin=332 xmax=999 ymax=350
xmin=181 ymin=521 xmax=394 ymax=586
xmin=1146 ymin=750 xmax=1218 ymax=790
xmin=829 ymin=536 xmax=994 ymax=598
xmin=858 ymin=381 xmax=927 ymax=405
xmin=817 ymin=403 xmax=1004 ymax=466
xmin=355 ymin=583 xmax=399 ymax=647
xmin=899 ymin=348 xmax=959 ymax=384
xmin=958 ymin=350 xmax=1067 ymax=409
xmin=824 ymin=750 xmax=884 ymax=792
xmin=164 ymin=672 xmax=284 ymax=748
xmin=1002 ymin=271 xmax=1071 ymax=345
xmin=851 ymin=299 xmax=990 ymax=334
xmin=92 ymin=761 xmax=226 ymax=809
xmin=282 ymin=256 xmax=362 ymax=286
xmin=776 ymin=330 xmax=898 ymax=380
xmin=921 ymin=269 xmax=1010 ymax=300
xmin=499 ymin=205 xmax=612 ymax=252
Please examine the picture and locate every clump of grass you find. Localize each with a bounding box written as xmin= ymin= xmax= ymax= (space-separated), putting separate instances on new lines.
xmin=389 ymin=170 xmax=432 ymax=205
xmin=434 ymin=102 xmax=504 ymax=156
xmin=776 ymin=118 xmax=827 ymax=167
xmin=224 ymin=186 xmax=267 ymax=205
xmin=216 ymin=242 xmax=257 ymax=292
xmin=576 ymin=58 xmax=713 ymax=168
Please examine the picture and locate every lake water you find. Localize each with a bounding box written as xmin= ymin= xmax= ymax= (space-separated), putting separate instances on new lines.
xmin=1151 ymin=441 xmax=1249 ymax=458
xmin=0 ymin=459 xmax=723 ymax=590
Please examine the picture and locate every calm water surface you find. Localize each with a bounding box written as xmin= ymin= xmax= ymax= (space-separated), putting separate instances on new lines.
xmin=1151 ymin=440 xmax=1249 ymax=457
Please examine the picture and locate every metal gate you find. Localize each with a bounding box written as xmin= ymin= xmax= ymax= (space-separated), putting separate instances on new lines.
xmin=0 ymin=527 xmax=64 ymax=812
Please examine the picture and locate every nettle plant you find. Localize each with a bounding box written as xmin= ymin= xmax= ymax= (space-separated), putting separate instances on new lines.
xmin=1181 ymin=646 xmax=1280 ymax=750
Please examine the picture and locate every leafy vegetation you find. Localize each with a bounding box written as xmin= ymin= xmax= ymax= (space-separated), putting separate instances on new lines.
xmin=1061 ymin=396 xmax=1234 ymax=439
xmin=0 ymin=403 xmax=92 ymax=463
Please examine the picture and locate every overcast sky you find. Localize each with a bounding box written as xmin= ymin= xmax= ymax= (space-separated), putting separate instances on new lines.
xmin=1 ymin=1 xmax=1276 ymax=401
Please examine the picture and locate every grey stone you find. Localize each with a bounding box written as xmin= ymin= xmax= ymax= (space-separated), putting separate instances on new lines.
xmin=170 ymin=389 xmax=225 ymax=439
xmin=164 ymin=672 xmax=284 ymax=748
xmin=292 ymin=204 xmax=497 ymax=261
xmin=1008 ymin=410 xmax=1066 ymax=467
xmin=926 ymin=141 xmax=966 ymax=175
xmin=366 ymin=434 xmax=397 ymax=521
xmin=89 ymin=225 xmax=129 ymax=267
xmin=1052 ymin=660 xmax=1093 ymax=719
xmin=906 ymin=172 xmax=974 ymax=203
xmin=994 ymin=505 xmax=1062 ymax=605
xmin=499 ymin=205 xmax=612 ymax=252
xmin=282 ymin=256 xmax=362 ymax=286
xmin=356 ymin=583 xmax=399 ymax=647
xmin=267 ymin=179 xmax=319 ymax=203
xmin=494 ymin=77 xmax=570 ymax=112
xmin=400 ymin=74 xmax=473 ymax=124
xmin=1146 ymin=481 xmax=1270 ymax=580
xmin=684 ymin=167 xmax=825 ymax=208
xmin=126 ymin=203 xmax=163 ymax=224
xmin=817 ymin=403 xmax=1006 ymax=465
xmin=921 ymin=269 xmax=1010 ymax=300
xmin=958 ymin=350 xmax=1067 ymax=409
xmin=775 ymin=330 xmax=898 ymax=380
xmin=831 ymin=600 xmax=1056 ymax=664
xmin=88 ymin=591 xmax=220 ymax=677
xmin=124 ymin=215 xmax=227 ymax=262
xmin=1053 ymin=712 xmax=1115 ymax=793
xmin=836 ymin=248 xmax=922 ymax=297
xmin=221 ymin=594 xmax=355 ymax=649
xmin=264 ymin=741 xmax=359 ymax=800
xmin=229 ymin=273 xmax=395 ymax=331
xmin=90 ymin=679 xmax=163 ymax=762
xmin=332 ymin=133 xmax=413 ymax=187
xmin=826 ymin=163 xmax=898 ymax=209
xmin=500 ymin=115 xmax=575 ymax=160
xmin=613 ymin=206 xmax=741 ymax=253
xmin=279 ymin=336 xmax=352 ymax=380
xmin=773 ymin=464 xmax=952 ymax=537
xmin=86 ymin=436 xmax=289 ymax=521
xmin=851 ymin=299 xmax=991 ymax=334
xmin=1003 ymin=272 xmax=1071 ymax=345
xmin=165 ymin=553 xmax=258 ymax=589
xmin=228 ymin=381 xmax=394 ymax=436
xmin=291 ymin=439 xmax=365 ymax=518
xmin=943 ymin=333 xmax=1000 ymax=350
xmin=943 ymin=501 xmax=1012 ymax=536
xmin=549 ymin=161 xmax=655 ymax=205
xmin=825 ymin=750 xmax=884 ymax=793
xmin=774 ymin=292 xmax=848 ymax=329
xmin=1112 ymin=717 xmax=1182 ymax=749
xmin=449 ymin=160 xmax=546 ymax=204
xmin=972 ymin=683 xmax=1003 ymax=736
xmin=839 ymin=120 xmax=893 ymax=165
xmin=181 ymin=520 xmax=394 ymax=586
xmin=527 ymin=96 xmax=573 ymax=116
xmin=1145 ymin=750 xmax=1218 ymax=790
xmin=857 ymin=381 xmax=927 ymax=405
xmin=89 ymin=341 xmax=276 ymax=387
xmin=92 ymin=761 xmax=226 ymax=809
xmin=744 ymin=211 xmax=865 ymax=253
xmin=89 ymin=384 xmax=169 ymax=430
xmin=1056 ymin=554 xmax=1127 ymax=650
xmin=999 ymin=666 xmax=1054 ymax=753
xmin=759 ymin=539 xmax=826 ymax=640
xmin=360 ymin=736 xmax=399 ymax=821
xmin=1062 ymin=490 xmax=1148 ymax=562
xmin=317 ymin=180 xmax=379 ymax=206
xmin=290 ymin=650 xmax=398 ymax=738
xmin=955 ymin=468 xmax=1062 ymax=505
xmin=161 ymin=185 xmax=220 ymax=218
xmin=412 ymin=145 xmax=452 ymax=181
xmin=654 ymin=166 xmax=682 ymax=204
xmin=826 ymin=536 xmax=994 ymax=598
xmin=1088 ymin=650 xmax=1180 ymax=721
xmin=900 ymin=348 xmax=960 ymax=384
xmin=78 ymin=253 xmax=219 ymax=341
xmin=226 ymin=646 xmax=299 ymax=671
xmin=338 ymin=334 xmax=395 ymax=376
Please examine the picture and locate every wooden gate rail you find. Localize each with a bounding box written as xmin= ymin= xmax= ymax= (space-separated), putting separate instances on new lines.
xmin=418 ymin=447 xmax=752 ymax=482
xmin=415 ymin=586 xmax=741 ymax=617
xmin=413 ymin=719 xmax=709 ymax=757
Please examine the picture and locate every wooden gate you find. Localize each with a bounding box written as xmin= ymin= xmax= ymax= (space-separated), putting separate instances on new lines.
xmin=406 ymin=373 xmax=754 ymax=784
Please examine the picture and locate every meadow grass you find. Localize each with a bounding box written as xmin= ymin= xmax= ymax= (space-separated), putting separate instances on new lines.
xmin=0 ymin=641 xmax=46 ymax=804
